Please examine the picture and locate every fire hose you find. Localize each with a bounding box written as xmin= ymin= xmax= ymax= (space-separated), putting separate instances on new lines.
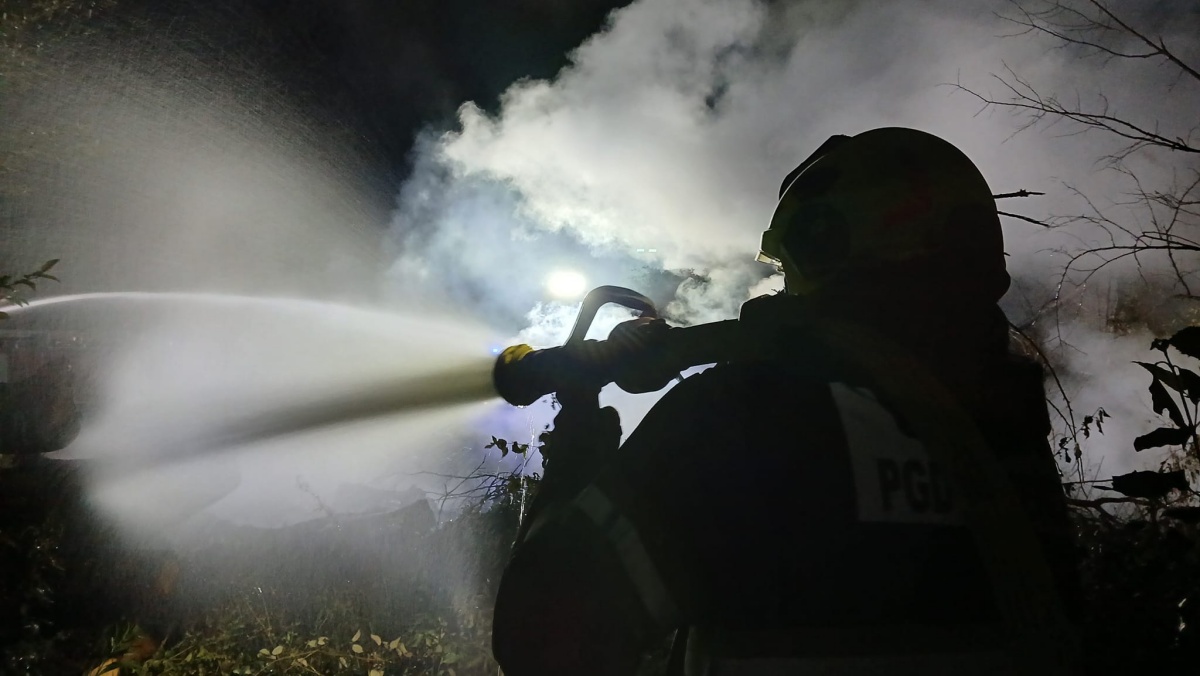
xmin=491 ymin=285 xmax=753 ymax=407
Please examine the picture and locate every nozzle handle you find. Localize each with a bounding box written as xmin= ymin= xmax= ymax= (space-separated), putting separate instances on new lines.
xmin=492 ymin=319 xmax=754 ymax=407
xmin=567 ymin=285 xmax=658 ymax=345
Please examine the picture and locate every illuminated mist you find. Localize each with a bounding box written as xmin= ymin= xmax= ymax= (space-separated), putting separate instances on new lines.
xmin=391 ymin=0 xmax=1200 ymax=480
xmin=1 ymin=26 xmax=513 ymax=540
xmin=2 ymin=0 xmax=1196 ymax=548
xmin=2 ymin=293 xmax=498 ymax=532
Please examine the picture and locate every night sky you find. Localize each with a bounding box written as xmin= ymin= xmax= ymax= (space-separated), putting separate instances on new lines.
xmin=109 ymin=0 xmax=633 ymax=181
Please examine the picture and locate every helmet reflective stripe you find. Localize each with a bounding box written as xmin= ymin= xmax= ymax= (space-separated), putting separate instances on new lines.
xmin=756 ymin=229 xmax=784 ymax=267
xmin=573 ymin=486 xmax=680 ymax=631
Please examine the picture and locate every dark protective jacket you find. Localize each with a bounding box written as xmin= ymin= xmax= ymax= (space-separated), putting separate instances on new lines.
xmin=492 ymin=300 xmax=1080 ymax=675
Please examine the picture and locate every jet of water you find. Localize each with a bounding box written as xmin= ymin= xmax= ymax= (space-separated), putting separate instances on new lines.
xmin=4 ymin=291 xmax=505 ymax=530
xmin=5 ymin=291 xmax=499 ymax=455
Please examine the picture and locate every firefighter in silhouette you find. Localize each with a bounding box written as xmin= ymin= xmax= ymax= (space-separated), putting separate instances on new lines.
xmin=491 ymin=128 xmax=1081 ymax=675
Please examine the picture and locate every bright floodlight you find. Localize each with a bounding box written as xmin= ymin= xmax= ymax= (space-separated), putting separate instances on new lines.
xmin=546 ymin=269 xmax=587 ymax=299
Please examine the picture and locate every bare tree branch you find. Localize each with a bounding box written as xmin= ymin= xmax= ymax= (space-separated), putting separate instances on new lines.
xmin=994 ymin=189 xmax=1047 ymax=199
xmin=998 ymin=209 xmax=1053 ymax=226
xmin=1000 ymin=0 xmax=1200 ymax=84
xmin=1084 ymin=0 xmax=1200 ymax=83
xmin=952 ymin=65 xmax=1198 ymax=160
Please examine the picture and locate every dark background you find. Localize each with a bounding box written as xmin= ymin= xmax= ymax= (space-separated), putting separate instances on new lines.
xmin=0 ymin=0 xmax=642 ymax=306
xmin=111 ymin=0 xmax=633 ymax=183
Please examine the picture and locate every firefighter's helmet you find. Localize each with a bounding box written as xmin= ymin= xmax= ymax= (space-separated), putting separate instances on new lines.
xmin=758 ymin=127 xmax=1008 ymax=302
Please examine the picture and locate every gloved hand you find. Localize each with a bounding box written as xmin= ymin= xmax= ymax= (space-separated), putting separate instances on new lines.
xmin=608 ymin=316 xmax=679 ymax=395
xmin=538 ymin=404 xmax=622 ymax=498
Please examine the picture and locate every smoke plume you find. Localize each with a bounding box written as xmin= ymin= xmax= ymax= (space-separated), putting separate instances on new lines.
xmin=390 ymin=0 xmax=1200 ymax=477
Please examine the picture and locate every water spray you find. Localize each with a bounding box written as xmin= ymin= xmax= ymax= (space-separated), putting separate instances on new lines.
xmin=0 ymin=292 xmax=497 ymax=458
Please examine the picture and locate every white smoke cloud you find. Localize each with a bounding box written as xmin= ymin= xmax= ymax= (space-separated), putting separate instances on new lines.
xmin=390 ymin=0 xmax=1200 ymax=477
xmin=441 ymin=0 xmax=766 ymax=267
xmin=405 ymin=0 xmax=1094 ymax=322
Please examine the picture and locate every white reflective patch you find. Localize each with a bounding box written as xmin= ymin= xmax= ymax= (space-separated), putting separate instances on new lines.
xmin=830 ymin=383 xmax=965 ymax=525
xmin=573 ymin=486 xmax=679 ymax=630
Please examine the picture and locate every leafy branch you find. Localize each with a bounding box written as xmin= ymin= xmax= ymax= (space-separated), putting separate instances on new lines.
xmin=1132 ymin=327 xmax=1200 ymax=462
xmin=1060 ymin=326 xmax=1200 ymax=523
xmin=97 ymin=613 xmax=487 ymax=675
xmin=0 ymin=258 xmax=59 ymax=318
xmin=419 ymin=437 xmax=541 ymax=522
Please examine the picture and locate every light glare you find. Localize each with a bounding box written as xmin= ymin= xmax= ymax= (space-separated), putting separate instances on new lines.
xmin=546 ymin=269 xmax=588 ymax=299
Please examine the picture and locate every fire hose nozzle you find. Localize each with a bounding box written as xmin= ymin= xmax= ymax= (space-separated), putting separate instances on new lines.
xmin=491 ymin=285 xmax=755 ymax=407
xmin=492 ymin=343 xmax=561 ymax=407
xmin=491 ymin=340 xmax=618 ymax=407
xmin=491 ymin=320 xmax=748 ymax=407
